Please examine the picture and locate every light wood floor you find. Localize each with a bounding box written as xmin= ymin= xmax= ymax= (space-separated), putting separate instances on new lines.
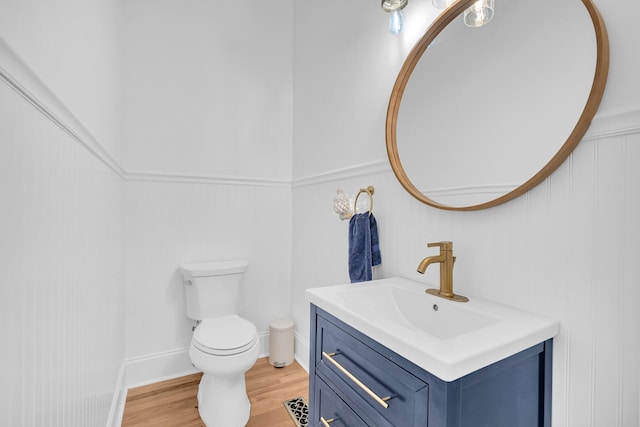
xmin=122 ymin=358 xmax=309 ymax=426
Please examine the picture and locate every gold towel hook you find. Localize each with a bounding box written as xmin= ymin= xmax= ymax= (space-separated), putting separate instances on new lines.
xmin=354 ymin=186 xmax=375 ymax=216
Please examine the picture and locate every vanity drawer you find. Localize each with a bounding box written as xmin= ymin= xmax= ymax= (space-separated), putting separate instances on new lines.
xmin=313 ymin=376 xmax=369 ymax=427
xmin=315 ymin=314 xmax=429 ymax=427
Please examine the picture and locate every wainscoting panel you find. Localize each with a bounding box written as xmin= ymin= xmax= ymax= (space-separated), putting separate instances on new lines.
xmin=0 ymin=77 xmax=125 ymax=427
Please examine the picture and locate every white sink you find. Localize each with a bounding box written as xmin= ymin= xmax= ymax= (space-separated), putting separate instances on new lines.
xmin=306 ymin=277 xmax=559 ymax=382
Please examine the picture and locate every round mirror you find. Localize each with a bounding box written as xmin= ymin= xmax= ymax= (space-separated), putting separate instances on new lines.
xmin=386 ymin=0 xmax=609 ymax=211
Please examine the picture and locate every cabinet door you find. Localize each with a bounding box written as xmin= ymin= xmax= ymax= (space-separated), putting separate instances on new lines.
xmin=315 ymin=315 xmax=429 ymax=427
xmin=312 ymin=376 xmax=369 ymax=427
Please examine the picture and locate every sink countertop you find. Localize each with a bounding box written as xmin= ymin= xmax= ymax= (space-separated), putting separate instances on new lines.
xmin=306 ymin=277 xmax=559 ymax=382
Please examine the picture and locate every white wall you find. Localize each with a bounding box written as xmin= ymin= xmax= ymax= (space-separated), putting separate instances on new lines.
xmin=1 ymin=0 xmax=295 ymax=420
xmin=122 ymin=0 xmax=292 ymax=179
xmin=292 ymin=1 xmax=640 ymax=426
xmin=121 ymin=0 xmax=294 ymax=384
xmin=0 ymin=0 xmax=124 ymax=159
xmin=0 ymin=1 xmax=126 ymax=425
xmin=123 ymin=181 xmax=292 ymax=383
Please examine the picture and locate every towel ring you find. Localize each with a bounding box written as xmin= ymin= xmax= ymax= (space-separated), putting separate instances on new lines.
xmin=354 ymin=186 xmax=375 ymax=216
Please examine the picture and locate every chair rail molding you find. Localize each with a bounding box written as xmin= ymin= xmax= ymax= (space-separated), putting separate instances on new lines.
xmin=0 ymin=37 xmax=290 ymax=188
xmin=584 ymin=104 xmax=640 ymax=140
xmin=2 ymin=36 xmax=638 ymax=189
xmin=0 ymin=36 xmax=125 ymax=178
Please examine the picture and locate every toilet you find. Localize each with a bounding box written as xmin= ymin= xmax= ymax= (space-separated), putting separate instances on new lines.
xmin=180 ymin=260 xmax=259 ymax=427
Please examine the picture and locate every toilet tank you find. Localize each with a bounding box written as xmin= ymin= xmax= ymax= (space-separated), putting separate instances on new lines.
xmin=180 ymin=260 xmax=249 ymax=320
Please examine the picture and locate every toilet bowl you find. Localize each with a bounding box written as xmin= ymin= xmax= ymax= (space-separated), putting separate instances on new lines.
xmin=180 ymin=260 xmax=258 ymax=427
xmin=189 ymin=315 xmax=259 ymax=426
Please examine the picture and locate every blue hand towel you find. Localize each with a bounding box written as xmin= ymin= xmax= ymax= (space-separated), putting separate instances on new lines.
xmin=348 ymin=213 xmax=382 ymax=283
xmin=369 ymin=214 xmax=381 ymax=267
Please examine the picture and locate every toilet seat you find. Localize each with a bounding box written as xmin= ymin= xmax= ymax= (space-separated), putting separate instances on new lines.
xmin=193 ymin=315 xmax=258 ymax=356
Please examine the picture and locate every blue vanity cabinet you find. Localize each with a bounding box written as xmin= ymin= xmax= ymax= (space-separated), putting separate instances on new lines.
xmin=309 ymin=305 xmax=553 ymax=427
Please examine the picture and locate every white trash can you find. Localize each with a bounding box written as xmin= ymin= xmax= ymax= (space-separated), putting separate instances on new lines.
xmin=269 ymin=319 xmax=295 ymax=368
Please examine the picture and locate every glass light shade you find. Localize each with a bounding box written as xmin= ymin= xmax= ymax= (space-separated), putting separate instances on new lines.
xmin=382 ymin=0 xmax=408 ymax=13
xmin=432 ymin=0 xmax=454 ymax=9
xmin=464 ymin=0 xmax=495 ymax=27
xmin=389 ymin=10 xmax=405 ymax=34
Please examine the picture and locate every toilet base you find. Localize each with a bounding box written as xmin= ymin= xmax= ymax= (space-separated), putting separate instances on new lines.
xmin=197 ymin=373 xmax=250 ymax=427
xmin=189 ymin=335 xmax=259 ymax=427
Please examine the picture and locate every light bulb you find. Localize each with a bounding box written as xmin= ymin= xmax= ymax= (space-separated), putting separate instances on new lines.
xmin=464 ymin=0 xmax=494 ymax=27
xmin=389 ymin=10 xmax=405 ymax=34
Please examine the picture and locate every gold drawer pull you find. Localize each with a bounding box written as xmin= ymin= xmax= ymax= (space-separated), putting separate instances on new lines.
xmin=322 ymin=351 xmax=391 ymax=409
xmin=320 ymin=416 xmax=335 ymax=427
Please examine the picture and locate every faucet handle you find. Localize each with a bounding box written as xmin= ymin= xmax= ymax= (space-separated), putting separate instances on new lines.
xmin=427 ymin=241 xmax=453 ymax=251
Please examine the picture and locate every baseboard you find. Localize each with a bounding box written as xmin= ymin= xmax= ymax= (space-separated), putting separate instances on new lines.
xmin=125 ymin=332 xmax=270 ymax=389
xmin=294 ymin=331 xmax=310 ymax=373
xmin=257 ymin=330 xmax=269 ymax=359
xmin=106 ymin=363 xmax=126 ymax=427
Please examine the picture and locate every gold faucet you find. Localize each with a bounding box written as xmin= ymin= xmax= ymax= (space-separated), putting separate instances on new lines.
xmin=417 ymin=241 xmax=469 ymax=302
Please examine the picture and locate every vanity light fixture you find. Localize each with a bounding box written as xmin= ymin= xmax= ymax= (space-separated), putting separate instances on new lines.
xmin=382 ymin=0 xmax=408 ymax=35
xmin=463 ymin=0 xmax=494 ymax=27
xmin=432 ymin=0 xmax=495 ymax=28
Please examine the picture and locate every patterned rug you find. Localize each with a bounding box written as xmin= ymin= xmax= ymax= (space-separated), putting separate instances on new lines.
xmin=283 ymin=396 xmax=308 ymax=427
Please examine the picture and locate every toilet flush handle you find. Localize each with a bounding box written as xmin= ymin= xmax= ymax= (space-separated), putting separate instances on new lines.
xmin=184 ymin=280 xmax=192 ymax=286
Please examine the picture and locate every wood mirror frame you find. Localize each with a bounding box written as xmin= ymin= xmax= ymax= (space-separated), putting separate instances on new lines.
xmin=385 ymin=0 xmax=609 ymax=211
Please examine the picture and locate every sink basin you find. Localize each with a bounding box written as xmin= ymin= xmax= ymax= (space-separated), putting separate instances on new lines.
xmin=345 ymin=282 xmax=500 ymax=340
xmin=306 ymin=277 xmax=559 ymax=381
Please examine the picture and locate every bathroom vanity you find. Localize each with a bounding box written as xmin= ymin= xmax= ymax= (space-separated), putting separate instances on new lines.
xmin=306 ymin=278 xmax=559 ymax=427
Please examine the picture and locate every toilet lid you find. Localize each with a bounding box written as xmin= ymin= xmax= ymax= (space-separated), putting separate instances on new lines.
xmin=193 ymin=315 xmax=258 ymax=356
